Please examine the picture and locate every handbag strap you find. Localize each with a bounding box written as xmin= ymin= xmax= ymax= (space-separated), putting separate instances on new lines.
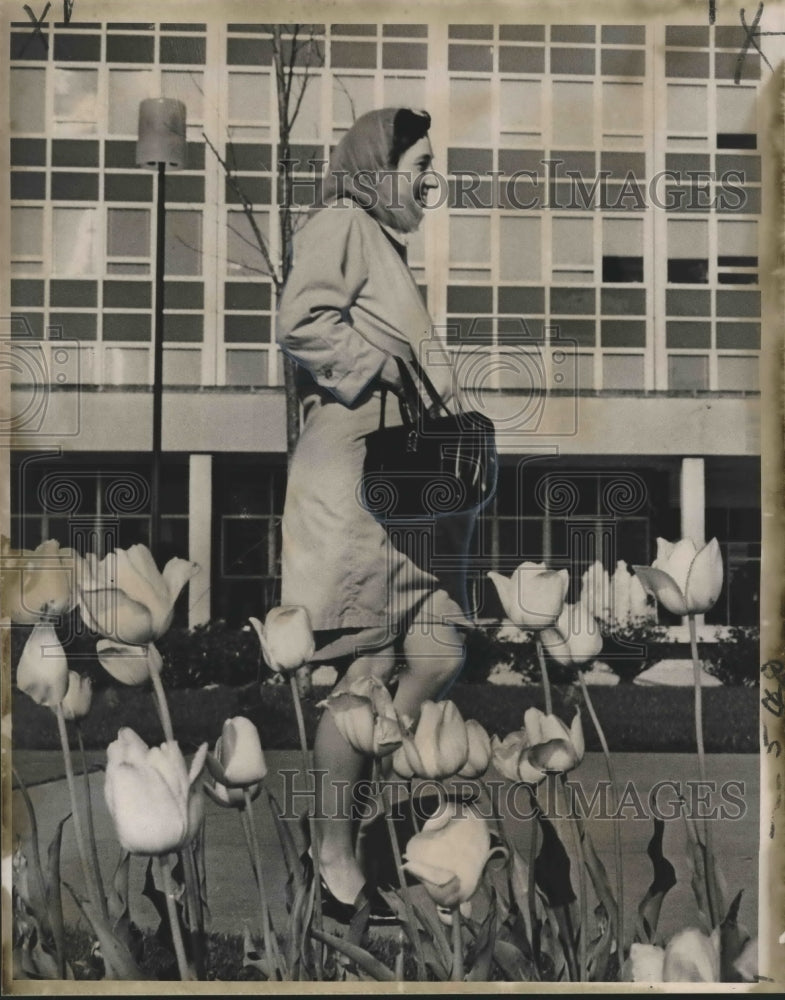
xmin=377 ymin=355 xmax=452 ymax=430
xmin=407 ymin=353 xmax=451 ymax=418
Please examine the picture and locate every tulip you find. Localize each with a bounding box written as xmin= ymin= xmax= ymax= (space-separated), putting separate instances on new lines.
xmin=1 ymin=537 xmax=81 ymax=624
xmin=249 ymin=606 xmax=315 ymax=674
xmin=403 ymin=800 xmax=492 ymax=908
xmin=16 ymin=624 xmax=69 ymax=707
xmin=79 ymin=545 xmax=198 ymax=646
xmin=580 ymin=560 xmax=611 ymax=623
xmin=457 ymin=719 xmax=492 ymax=778
xmin=608 ymin=559 xmax=654 ymax=627
xmin=318 ymin=675 xmax=403 ymax=757
xmin=540 ymin=602 xmax=604 ymax=668
xmin=487 ymin=562 xmax=569 ymax=628
xmin=491 ymin=707 xmax=584 ymax=785
xmin=104 ymin=727 xmax=207 ymax=855
xmin=629 ymin=927 xmax=720 ymax=982
xmin=96 ymin=639 xmax=162 ymax=686
xmin=59 ymin=671 xmax=92 ymax=721
xmin=633 ymin=537 xmax=723 ymax=617
xmin=204 ymin=717 xmax=267 ymax=808
xmin=392 ymin=700 xmax=469 ymax=780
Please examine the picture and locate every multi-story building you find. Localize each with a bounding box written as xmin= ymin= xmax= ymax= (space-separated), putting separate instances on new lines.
xmin=6 ymin=15 xmax=771 ymax=635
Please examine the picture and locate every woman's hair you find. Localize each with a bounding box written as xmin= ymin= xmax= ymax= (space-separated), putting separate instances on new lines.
xmin=317 ymin=107 xmax=431 ymax=227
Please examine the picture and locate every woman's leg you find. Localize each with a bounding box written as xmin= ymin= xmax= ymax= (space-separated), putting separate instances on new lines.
xmin=312 ymin=649 xmax=397 ymax=902
xmin=394 ymin=589 xmax=466 ymax=722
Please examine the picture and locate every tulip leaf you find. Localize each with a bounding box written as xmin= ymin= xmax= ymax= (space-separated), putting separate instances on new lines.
xmin=420 ymin=938 xmax=450 ymax=981
xmin=285 ymin=878 xmax=308 ymax=977
xmin=719 ymin=890 xmax=751 ymax=982
xmin=45 ymin=812 xmax=70 ymax=979
xmin=467 ymin=890 xmax=497 ymax=981
xmin=508 ymin=848 xmax=536 ymax=954
xmin=242 ymin=925 xmax=277 ymax=980
xmin=635 ymin=818 xmax=676 ymax=944
xmin=12 ymin=766 xmax=52 ymax=934
xmin=266 ymin=790 xmax=305 ymax=893
xmin=493 ymin=938 xmax=538 ymax=981
xmin=64 ymin=882 xmax=147 ymax=980
xmin=408 ymin=883 xmax=452 ymax=970
xmin=534 ymin=813 xmax=576 ymax=909
xmin=310 ymin=927 xmax=396 ymax=981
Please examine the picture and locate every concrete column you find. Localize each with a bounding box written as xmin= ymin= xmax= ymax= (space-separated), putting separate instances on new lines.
xmin=680 ymin=457 xmax=705 ymax=545
xmin=188 ymin=454 xmax=212 ymax=627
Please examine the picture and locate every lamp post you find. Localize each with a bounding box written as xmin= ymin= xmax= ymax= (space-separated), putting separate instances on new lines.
xmin=136 ymin=98 xmax=187 ymax=554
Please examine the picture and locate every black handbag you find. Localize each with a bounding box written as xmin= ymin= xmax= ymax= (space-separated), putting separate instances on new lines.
xmin=360 ymin=355 xmax=498 ymax=521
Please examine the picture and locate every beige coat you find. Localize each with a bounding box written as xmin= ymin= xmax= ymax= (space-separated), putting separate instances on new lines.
xmin=277 ymin=199 xmax=472 ymax=633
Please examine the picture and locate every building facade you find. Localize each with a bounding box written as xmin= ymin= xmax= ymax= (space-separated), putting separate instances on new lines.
xmin=7 ymin=16 xmax=767 ymax=632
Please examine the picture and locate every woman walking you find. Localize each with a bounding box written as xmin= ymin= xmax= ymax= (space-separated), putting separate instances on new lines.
xmin=277 ymin=108 xmax=478 ymax=920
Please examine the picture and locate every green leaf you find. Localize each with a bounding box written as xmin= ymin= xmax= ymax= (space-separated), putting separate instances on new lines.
xmin=45 ymin=813 xmax=70 ymax=979
xmin=64 ymin=883 xmax=147 ymax=981
xmin=311 ymin=927 xmax=396 ymax=981
xmin=635 ymin=818 xmax=676 ymax=944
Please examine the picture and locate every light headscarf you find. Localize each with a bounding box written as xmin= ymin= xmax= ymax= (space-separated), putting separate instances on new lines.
xmin=318 ymin=107 xmax=432 ymax=231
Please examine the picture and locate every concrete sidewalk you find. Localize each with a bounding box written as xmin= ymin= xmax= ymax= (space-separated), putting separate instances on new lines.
xmin=11 ymin=751 xmax=759 ymax=945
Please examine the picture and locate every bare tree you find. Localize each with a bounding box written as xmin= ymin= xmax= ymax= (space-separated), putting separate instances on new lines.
xmin=203 ymin=23 xmax=325 ymax=462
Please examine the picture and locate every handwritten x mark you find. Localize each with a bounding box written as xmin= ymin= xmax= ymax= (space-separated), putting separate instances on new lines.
xmin=735 ymin=3 xmax=774 ymax=84
xmin=19 ymin=2 xmax=50 ymax=54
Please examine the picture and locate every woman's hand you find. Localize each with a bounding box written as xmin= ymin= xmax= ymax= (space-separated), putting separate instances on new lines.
xmin=379 ymin=354 xmax=403 ymax=391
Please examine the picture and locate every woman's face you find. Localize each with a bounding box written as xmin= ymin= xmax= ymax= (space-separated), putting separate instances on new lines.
xmin=387 ymin=135 xmax=438 ymax=233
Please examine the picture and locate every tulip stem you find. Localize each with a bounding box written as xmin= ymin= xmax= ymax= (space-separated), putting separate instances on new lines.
xmin=557 ymin=776 xmax=587 ymax=982
xmin=575 ymin=670 xmax=625 ymax=966
xmin=242 ymin=790 xmax=282 ymax=979
xmin=154 ymin=855 xmax=193 ymax=981
xmin=688 ymin=614 xmax=719 ymax=926
xmin=450 ymin=905 xmax=464 ymax=981
xmin=150 ymin=665 xmax=175 ymax=743
xmin=75 ymin=724 xmax=108 ymax=919
xmin=288 ymin=674 xmax=324 ymax=977
xmin=535 ymin=635 xmax=553 ymax=716
xmin=181 ymin=843 xmax=206 ymax=980
xmin=384 ymin=804 xmax=426 ymax=980
xmin=55 ymin=704 xmax=103 ymax=917
xmin=408 ymin=779 xmax=420 ymax=834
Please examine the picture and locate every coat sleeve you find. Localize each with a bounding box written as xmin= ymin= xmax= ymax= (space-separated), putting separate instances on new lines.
xmin=276 ymin=206 xmax=389 ymax=406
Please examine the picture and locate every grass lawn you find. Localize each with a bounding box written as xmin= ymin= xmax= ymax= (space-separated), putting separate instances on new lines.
xmin=12 ymin=681 xmax=759 ymax=754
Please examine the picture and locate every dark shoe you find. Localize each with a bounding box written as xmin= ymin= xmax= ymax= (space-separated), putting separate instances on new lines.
xmin=302 ymin=851 xmax=400 ymax=926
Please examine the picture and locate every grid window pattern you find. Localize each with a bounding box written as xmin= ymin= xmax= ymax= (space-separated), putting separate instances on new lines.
xmin=9 ymin=20 xmax=762 ymax=392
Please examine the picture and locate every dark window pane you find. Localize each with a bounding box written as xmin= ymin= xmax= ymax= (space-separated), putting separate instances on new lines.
xmin=550 ymin=287 xmax=595 ymax=314
xmin=224 ymin=314 xmax=271 ymax=343
xmin=667 ymin=258 xmax=708 ymax=283
xmin=49 ymin=312 xmax=97 ymax=340
xmin=716 ymin=322 xmax=760 ymax=350
xmin=446 ymin=285 xmax=493 ymax=314
xmin=104 ymin=173 xmax=153 ymax=201
xmin=166 ymin=281 xmax=204 ymax=309
xmin=445 ymin=316 xmax=490 ymax=344
xmin=106 ymin=34 xmax=154 ymax=62
xmin=666 ymin=321 xmax=711 ymax=348
xmin=665 ymin=153 xmax=710 ymax=173
xmin=715 ymin=52 xmax=760 ymax=80
xmin=160 ymin=36 xmax=206 ymax=64
xmin=499 ymin=46 xmax=545 ymax=72
xmin=11 ymin=173 xmax=46 ymax=199
xmin=552 ymin=319 xmax=595 ymax=346
xmin=498 ymin=148 xmax=545 ymax=175
xmin=50 ymin=280 xmax=97 ymax=306
xmin=227 ymin=37 xmax=272 ymax=64
xmin=167 ymin=176 xmax=205 ymax=202
xmin=498 ymin=318 xmax=543 ymax=343
xmin=448 ymin=148 xmax=493 ymax=173
xmin=448 ymin=44 xmax=493 ymax=72
xmin=716 ymin=154 xmax=761 ymax=183
xmin=718 ymin=271 xmax=758 ymax=285
xmin=225 ymin=176 xmax=270 ymax=204
xmin=500 ymin=25 xmax=545 ymax=40
xmin=103 ymin=313 xmax=151 ymax=341
xmin=601 ymin=49 xmax=645 ymax=75
xmin=11 ymin=139 xmax=46 ymax=165
xmin=498 ymin=286 xmax=544 ymax=313
xmin=226 ymin=143 xmax=272 ymax=171
xmin=222 ymin=518 xmax=269 ymax=576
xmin=11 ymin=280 xmax=44 ymax=306
xmin=602 ymin=25 xmax=645 ymax=44
xmin=225 ymin=282 xmax=271 ymax=310
xmin=668 ymin=354 xmax=708 ymax=390
xmin=105 ymin=140 xmax=136 ymax=167
xmin=601 ymin=320 xmax=646 ymax=346
xmin=716 ymin=290 xmax=761 ymax=317
xmin=550 ymin=48 xmax=595 ymax=74
xmin=601 ymin=288 xmax=646 ymax=315
xmin=103 ymin=280 xmax=151 ymax=308
xmin=12 ymin=313 xmax=44 ymax=338
xmin=551 ymin=150 xmax=596 ymax=176
xmin=717 ymin=133 xmax=757 ymax=150
xmin=331 ymin=23 xmax=376 ymax=35
xmin=552 ymin=25 xmax=595 ymax=42
xmin=602 ymin=256 xmax=643 ymax=282
xmin=666 ymin=289 xmax=711 ymax=315
xmin=383 ymin=24 xmax=428 ymax=37
xmin=666 ymin=51 xmax=709 ymax=77
xmin=718 ymin=186 xmax=760 ymax=214
xmin=51 ymin=172 xmax=99 ymax=200
xmin=665 ymin=26 xmax=709 ymax=46
xmin=449 ymin=25 xmax=493 ymax=39
xmin=382 ymin=42 xmax=427 ymax=70
xmin=331 ymin=41 xmax=376 ymax=68
xmin=52 ymin=139 xmax=99 ymax=166
xmin=601 ymin=152 xmax=646 ymax=179
xmin=11 ymin=30 xmax=49 ymax=60
xmin=718 ymin=255 xmax=757 ymax=267
xmin=53 ymin=33 xmax=100 ymax=60
xmin=164 ymin=314 xmax=203 ymax=342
